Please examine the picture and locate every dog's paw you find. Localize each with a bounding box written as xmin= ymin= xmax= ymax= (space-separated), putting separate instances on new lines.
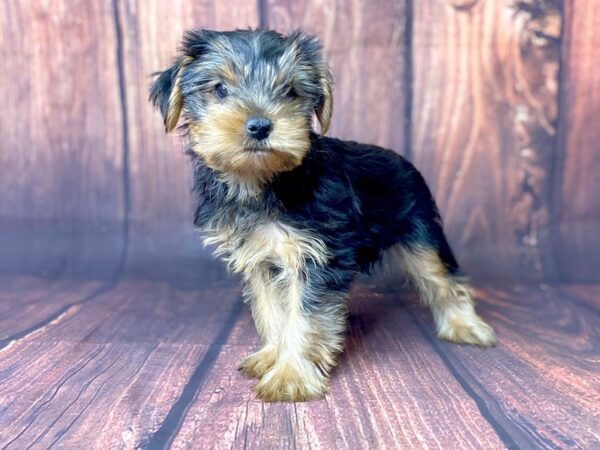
xmin=437 ymin=310 xmax=497 ymax=347
xmin=253 ymin=364 xmax=327 ymax=402
xmin=237 ymin=347 xmax=277 ymax=379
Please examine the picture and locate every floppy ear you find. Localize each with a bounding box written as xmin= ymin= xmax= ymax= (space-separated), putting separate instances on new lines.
xmin=315 ymin=67 xmax=333 ymax=135
xmin=149 ymin=56 xmax=192 ymax=133
xmin=285 ymin=31 xmax=334 ymax=135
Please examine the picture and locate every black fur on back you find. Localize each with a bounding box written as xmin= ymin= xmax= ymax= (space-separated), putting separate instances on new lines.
xmin=191 ymin=133 xmax=459 ymax=300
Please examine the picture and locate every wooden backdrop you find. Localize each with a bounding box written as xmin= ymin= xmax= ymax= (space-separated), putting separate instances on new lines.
xmin=1 ymin=0 xmax=598 ymax=283
xmin=1 ymin=2 xmax=599 ymax=448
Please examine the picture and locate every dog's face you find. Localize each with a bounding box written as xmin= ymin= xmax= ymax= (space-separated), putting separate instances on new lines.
xmin=150 ymin=29 xmax=332 ymax=182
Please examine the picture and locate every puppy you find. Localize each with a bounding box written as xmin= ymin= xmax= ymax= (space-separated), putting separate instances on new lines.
xmin=150 ymin=29 xmax=496 ymax=402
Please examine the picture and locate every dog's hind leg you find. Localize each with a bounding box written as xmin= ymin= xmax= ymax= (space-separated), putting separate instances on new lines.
xmin=389 ymin=228 xmax=496 ymax=347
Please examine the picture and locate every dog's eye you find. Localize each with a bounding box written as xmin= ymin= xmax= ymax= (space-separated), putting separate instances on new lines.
xmin=214 ymin=83 xmax=229 ymax=100
xmin=286 ymin=86 xmax=298 ymax=98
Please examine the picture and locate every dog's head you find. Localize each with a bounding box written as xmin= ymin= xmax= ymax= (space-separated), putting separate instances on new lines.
xmin=150 ymin=29 xmax=332 ymax=182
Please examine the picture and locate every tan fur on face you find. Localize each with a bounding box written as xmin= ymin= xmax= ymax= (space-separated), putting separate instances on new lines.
xmin=386 ymin=244 xmax=497 ymax=347
xmin=219 ymin=62 xmax=239 ymax=85
xmin=187 ymin=100 xmax=311 ymax=183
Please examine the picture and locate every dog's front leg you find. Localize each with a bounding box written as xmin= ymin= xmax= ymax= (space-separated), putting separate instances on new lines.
xmin=247 ymin=266 xmax=346 ymax=402
xmin=252 ymin=269 xmax=325 ymax=402
xmin=237 ymin=267 xmax=282 ymax=380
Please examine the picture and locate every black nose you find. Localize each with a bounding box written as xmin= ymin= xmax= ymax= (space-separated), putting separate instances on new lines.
xmin=245 ymin=117 xmax=272 ymax=141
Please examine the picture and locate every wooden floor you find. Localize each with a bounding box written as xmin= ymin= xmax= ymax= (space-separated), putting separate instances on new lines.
xmin=0 ymin=226 xmax=598 ymax=450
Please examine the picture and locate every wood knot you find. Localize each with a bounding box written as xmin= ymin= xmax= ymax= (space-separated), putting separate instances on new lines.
xmin=448 ymin=0 xmax=481 ymax=11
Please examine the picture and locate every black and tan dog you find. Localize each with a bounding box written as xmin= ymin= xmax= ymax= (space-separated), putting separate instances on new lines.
xmin=150 ymin=29 xmax=496 ymax=402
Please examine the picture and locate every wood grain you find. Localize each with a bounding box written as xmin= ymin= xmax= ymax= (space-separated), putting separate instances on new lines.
xmin=0 ymin=2 xmax=128 ymax=284
xmin=0 ymin=1 xmax=599 ymax=449
xmin=1 ymin=277 xmax=598 ymax=449
xmin=411 ymin=0 xmax=561 ymax=282
xmin=168 ymin=286 xmax=505 ymax=450
xmin=0 ymin=0 xmax=125 ymax=221
xmin=556 ymin=284 xmax=600 ymax=313
xmin=0 ymin=276 xmax=102 ymax=341
xmin=551 ymin=0 xmax=600 ymax=282
xmin=411 ymin=284 xmax=600 ymax=449
xmin=0 ymin=278 xmax=242 ymax=449
xmin=265 ymin=0 xmax=409 ymax=154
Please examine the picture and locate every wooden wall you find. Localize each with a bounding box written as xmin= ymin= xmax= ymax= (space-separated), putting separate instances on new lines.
xmin=1 ymin=0 xmax=598 ymax=283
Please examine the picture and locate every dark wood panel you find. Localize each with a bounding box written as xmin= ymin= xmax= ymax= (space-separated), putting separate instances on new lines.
xmin=116 ymin=0 xmax=260 ymax=227
xmin=411 ymin=0 xmax=561 ymax=282
xmin=0 ymin=0 xmax=125 ymax=221
xmin=265 ymin=0 xmax=409 ymax=154
xmin=552 ymin=1 xmax=600 ymax=282
xmin=0 ymin=2 xmax=127 ymax=282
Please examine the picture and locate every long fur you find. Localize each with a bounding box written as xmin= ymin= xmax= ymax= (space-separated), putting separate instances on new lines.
xmin=150 ymin=29 xmax=496 ymax=402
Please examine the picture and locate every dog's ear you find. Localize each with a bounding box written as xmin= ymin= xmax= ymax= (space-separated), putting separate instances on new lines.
xmin=315 ymin=68 xmax=333 ymax=135
xmin=285 ymin=31 xmax=333 ymax=135
xmin=149 ymin=56 xmax=192 ymax=133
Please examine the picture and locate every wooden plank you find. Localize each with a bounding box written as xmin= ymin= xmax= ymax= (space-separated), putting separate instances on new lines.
xmin=554 ymin=284 xmax=600 ymax=314
xmin=0 ymin=3 xmax=127 ymax=282
xmin=265 ymin=0 xmax=409 ymax=154
xmin=412 ymin=284 xmax=600 ymax=449
xmin=1 ymin=277 xmax=598 ymax=448
xmin=167 ymin=287 xmax=505 ymax=449
xmin=0 ymin=1 xmax=125 ymax=221
xmin=0 ymin=280 xmax=242 ymax=448
xmin=0 ymin=341 xmax=211 ymax=449
xmin=411 ymin=0 xmax=561 ymax=281
xmin=116 ymin=1 xmax=260 ymax=228
xmin=1 ymin=281 xmax=240 ymax=345
xmin=552 ymin=1 xmax=600 ymax=282
xmin=0 ymin=276 xmax=102 ymax=340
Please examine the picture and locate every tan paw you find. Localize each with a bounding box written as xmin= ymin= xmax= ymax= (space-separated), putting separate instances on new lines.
xmin=253 ymin=364 xmax=327 ymax=402
xmin=237 ymin=347 xmax=277 ymax=379
xmin=437 ymin=312 xmax=497 ymax=347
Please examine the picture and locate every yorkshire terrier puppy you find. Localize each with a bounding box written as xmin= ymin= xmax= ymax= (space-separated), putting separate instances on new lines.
xmin=151 ymin=29 xmax=496 ymax=402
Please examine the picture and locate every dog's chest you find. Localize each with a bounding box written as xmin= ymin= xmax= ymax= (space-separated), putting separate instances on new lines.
xmin=202 ymin=220 xmax=328 ymax=276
